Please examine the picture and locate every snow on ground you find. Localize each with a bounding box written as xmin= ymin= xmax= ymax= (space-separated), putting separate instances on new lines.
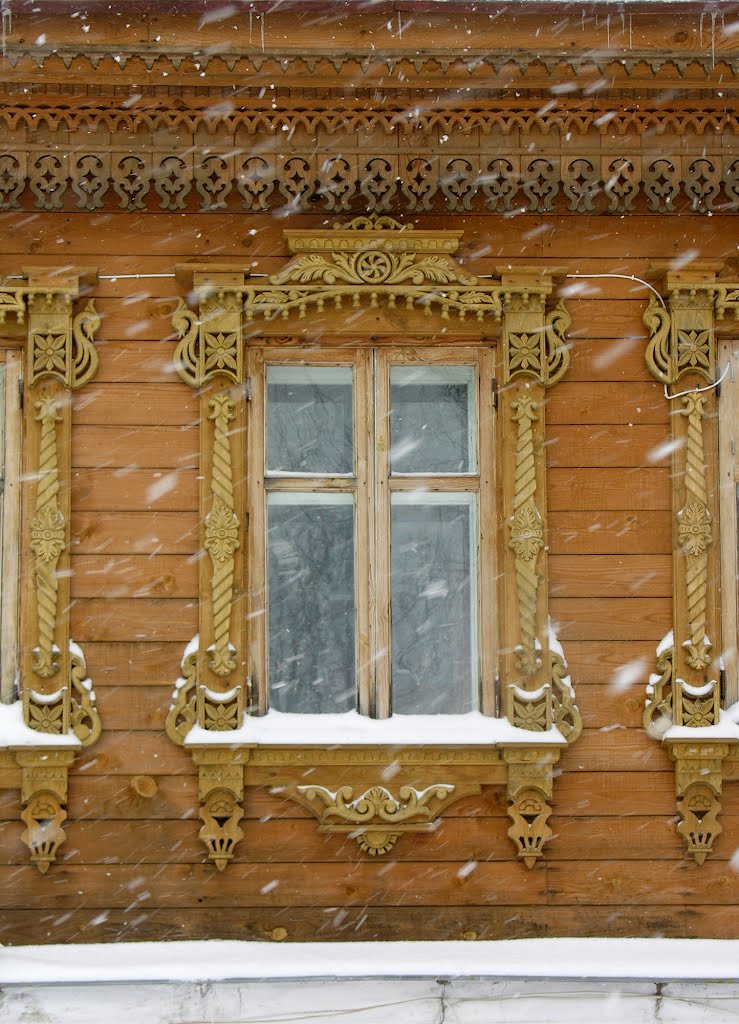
xmin=3 ymin=938 xmax=739 ymax=984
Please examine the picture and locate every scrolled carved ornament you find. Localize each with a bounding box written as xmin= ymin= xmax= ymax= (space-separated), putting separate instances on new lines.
xmin=166 ymin=215 xmax=580 ymax=870
xmin=643 ymin=269 xmax=739 ymax=863
xmin=0 ymin=274 xmax=102 ymax=872
xmin=1 ymin=98 xmax=738 ymax=216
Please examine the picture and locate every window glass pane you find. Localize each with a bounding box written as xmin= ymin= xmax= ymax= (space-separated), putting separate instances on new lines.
xmin=390 ymin=493 xmax=477 ymax=714
xmin=267 ymin=365 xmax=353 ymax=475
xmin=267 ymin=493 xmax=355 ymax=713
xmin=390 ymin=365 xmax=476 ymax=474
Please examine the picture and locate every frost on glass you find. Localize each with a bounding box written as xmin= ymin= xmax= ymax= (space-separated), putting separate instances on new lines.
xmin=267 ymin=494 xmax=356 ymax=714
xmin=390 ymin=365 xmax=476 ymax=474
xmin=390 ymin=494 xmax=477 ymax=714
xmin=267 ymin=365 xmax=353 ymax=475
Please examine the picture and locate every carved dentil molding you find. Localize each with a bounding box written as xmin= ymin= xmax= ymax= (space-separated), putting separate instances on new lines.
xmin=2 ymin=45 xmax=736 ymax=78
xmin=0 ymin=95 xmax=737 ymax=137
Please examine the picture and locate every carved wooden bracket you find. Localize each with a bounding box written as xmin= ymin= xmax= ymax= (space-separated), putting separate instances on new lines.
xmin=192 ymin=746 xmax=251 ymax=871
xmin=0 ymin=270 xmax=102 ymax=872
xmin=284 ymin=782 xmax=479 ymax=856
xmin=643 ymin=267 xmax=739 ymax=862
xmin=504 ymin=748 xmax=559 ymax=869
xmin=14 ymin=747 xmax=77 ymax=873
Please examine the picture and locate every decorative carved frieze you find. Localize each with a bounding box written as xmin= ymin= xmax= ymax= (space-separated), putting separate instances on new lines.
xmin=0 ymin=144 xmax=736 ymax=216
xmin=1 ymin=44 xmax=736 ymax=78
xmin=1 ymin=95 xmax=737 ymax=139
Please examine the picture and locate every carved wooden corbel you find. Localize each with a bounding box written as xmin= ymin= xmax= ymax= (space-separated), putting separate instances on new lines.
xmin=192 ymin=746 xmax=251 ymax=870
xmin=16 ymin=747 xmax=77 ymax=873
xmin=285 ymin=782 xmax=479 ymax=856
xmin=672 ymin=742 xmax=729 ymax=864
xmin=0 ymin=270 xmax=102 ymax=872
xmin=643 ymin=266 xmax=739 ymax=862
xmin=504 ymin=747 xmax=559 ymax=869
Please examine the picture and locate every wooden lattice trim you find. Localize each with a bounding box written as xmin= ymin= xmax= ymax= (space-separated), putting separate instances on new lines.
xmin=0 ymin=144 xmax=737 ymax=216
xmin=3 ymin=44 xmax=737 ymax=78
xmin=1 ymin=95 xmax=738 ymax=137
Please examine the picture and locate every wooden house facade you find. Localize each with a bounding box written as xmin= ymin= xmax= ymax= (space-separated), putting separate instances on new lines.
xmin=1 ymin=0 xmax=739 ymax=946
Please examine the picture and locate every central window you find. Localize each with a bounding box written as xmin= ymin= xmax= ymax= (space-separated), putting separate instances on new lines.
xmin=247 ymin=345 xmax=496 ymax=718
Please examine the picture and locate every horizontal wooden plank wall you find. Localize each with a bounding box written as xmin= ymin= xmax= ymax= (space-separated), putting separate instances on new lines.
xmin=0 ymin=206 xmax=735 ymax=946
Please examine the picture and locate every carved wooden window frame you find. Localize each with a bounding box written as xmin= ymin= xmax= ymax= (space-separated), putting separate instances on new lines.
xmin=248 ymin=342 xmax=498 ymax=720
xmin=0 ymin=350 xmax=22 ymax=707
xmin=642 ymin=265 xmax=739 ymax=863
xmin=166 ymin=215 xmax=581 ymax=870
xmin=718 ymin=336 xmax=739 ymax=707
xmin=0 ymin=269 xmax=102 ymax=873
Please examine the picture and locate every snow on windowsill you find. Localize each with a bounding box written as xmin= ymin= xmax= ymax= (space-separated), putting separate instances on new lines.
xmin=0 ymin=701 xmax=80 ymax=749
xmin=183 ymin=709 xmax=567 ymax=747
xmin=4 ymin=938 xmax=739 ymax=986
